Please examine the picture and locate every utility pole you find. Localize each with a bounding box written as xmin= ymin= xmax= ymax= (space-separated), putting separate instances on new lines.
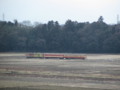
xmin=117 ymin=14 xmax=119 ymax=24
xmin=2 ymin=13 xmax=5 ymax=21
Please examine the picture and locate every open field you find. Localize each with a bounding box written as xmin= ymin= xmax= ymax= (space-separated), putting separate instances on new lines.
xmin=0 ymin=53 xmax=120 ymax=90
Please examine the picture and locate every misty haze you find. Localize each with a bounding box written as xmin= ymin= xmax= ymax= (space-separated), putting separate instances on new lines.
xmin=0 ymin=0 xmax=120 ymax=90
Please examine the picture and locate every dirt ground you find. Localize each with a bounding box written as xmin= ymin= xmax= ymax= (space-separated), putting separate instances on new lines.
xmin=0 ymin=53 xmax=120 ymax=90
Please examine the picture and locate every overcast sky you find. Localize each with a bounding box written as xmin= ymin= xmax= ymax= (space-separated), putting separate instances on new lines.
xmin=0 ymin=0 xmax=120 ymax=24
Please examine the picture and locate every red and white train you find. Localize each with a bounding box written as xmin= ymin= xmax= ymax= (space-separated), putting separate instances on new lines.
xmin=26 ymin=53 xmax=86 ymax=59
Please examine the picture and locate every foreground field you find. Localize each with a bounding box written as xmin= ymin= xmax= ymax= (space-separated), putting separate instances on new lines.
xmin=0 ymin=53 xmax=120 ymax=90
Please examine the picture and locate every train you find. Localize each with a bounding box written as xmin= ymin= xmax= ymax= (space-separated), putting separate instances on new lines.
xmin=26 ymin=53 xmax=86 ymax=59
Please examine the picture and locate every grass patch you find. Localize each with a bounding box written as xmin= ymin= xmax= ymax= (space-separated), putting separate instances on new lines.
xmin=0 ymin=85 xmax=113 ymax=90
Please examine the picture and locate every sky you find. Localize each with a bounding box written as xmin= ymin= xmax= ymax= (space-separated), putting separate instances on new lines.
xmin=0 ymin=0 xmax=120 ymax=24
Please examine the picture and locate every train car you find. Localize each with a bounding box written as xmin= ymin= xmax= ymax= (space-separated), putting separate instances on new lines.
xmin=64 ymin=54 xmax=86 ymax=59
xmin=44 ymin=53 xmax=64 ymax=59
xmin=26 ymin=53 xmax=44 ymax=58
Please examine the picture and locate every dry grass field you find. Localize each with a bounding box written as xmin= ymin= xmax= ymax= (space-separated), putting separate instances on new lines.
xmin=0 ymin=53 xmax=120 ymax=90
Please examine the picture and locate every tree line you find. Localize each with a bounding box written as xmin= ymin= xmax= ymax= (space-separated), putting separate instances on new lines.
xmin=0 ymin=16 xmax=120 ymax=53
